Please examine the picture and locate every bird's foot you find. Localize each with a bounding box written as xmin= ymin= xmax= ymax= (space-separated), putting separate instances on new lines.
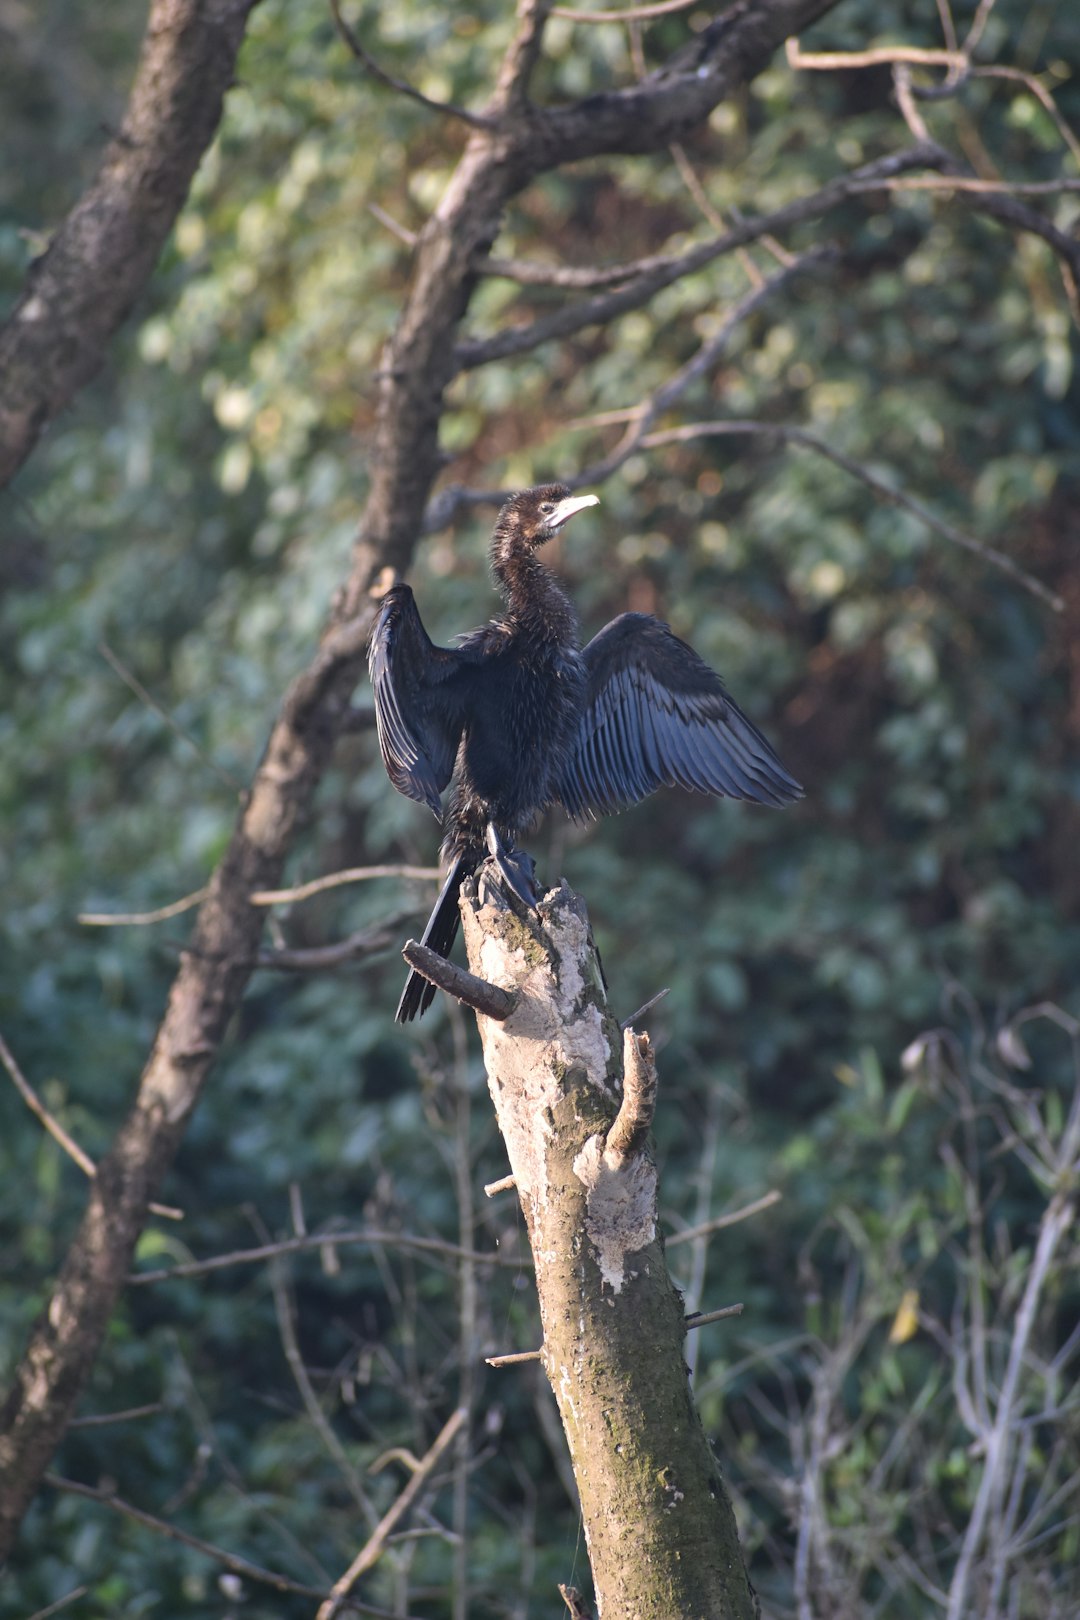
xmin=485 ymin=824 xmax=539 ymax=911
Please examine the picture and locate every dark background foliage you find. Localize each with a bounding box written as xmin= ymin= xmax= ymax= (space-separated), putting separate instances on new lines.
xmin=2 ymin=1 xmax=1079 ymax=1615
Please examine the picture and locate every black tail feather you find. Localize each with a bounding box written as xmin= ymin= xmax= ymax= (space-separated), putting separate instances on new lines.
xmin=396 ymin=852 xmax=478 ymax=1023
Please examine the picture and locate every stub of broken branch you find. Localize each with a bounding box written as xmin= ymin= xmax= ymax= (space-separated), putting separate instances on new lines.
xmin=401 ymin=938 xmax=515 ymax=1020
xmin=605 ymin=1028 xmax=658 ymax=1165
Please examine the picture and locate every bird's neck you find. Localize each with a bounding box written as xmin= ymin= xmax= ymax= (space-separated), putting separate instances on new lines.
xmin=492 ymin=549 xmax=577 ymax=645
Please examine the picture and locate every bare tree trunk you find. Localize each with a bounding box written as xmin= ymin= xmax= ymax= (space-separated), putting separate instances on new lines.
xmin=0 ymin=0 xmax=259 ymax=490
xmin=461 ymin=876 xmax=755 ymax=1619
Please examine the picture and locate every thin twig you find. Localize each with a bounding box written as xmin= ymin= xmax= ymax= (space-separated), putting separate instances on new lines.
xmin=264 ymin=1231 xmax=379 ymax=1530
xmin=685 ymin=1303 xmax=744 ymax=1329
xmin=870 ymin=174 xmax=1080 ymax=196
xmin=98 ymin=641 xmax=243 ymax=795
xmin=78 ymin=885 xmax=209 ymax=926
xmin=946 ymin=1190 xmax=1077 ymax=1620
xmin=667 ymin=1189 xmax=783 ymax=1247
xmin=316 ymin=1408 xmax=467 ymax=1620
xmin=573 ymin=251 xmax=830 ymax=488
xmin=367 ymin=202 xmax=418 ymax=247
xmin=483 ymin=1173 xmax=517 ymax=1197
xmin=458 ymin=147 xmax=940 ymax=367
xmin=486 ymin=1349 xmax=543 ymax=1368
xmin=328 ymin=0 xmax=495 ymax=130
xmin=129 ymin=1227 xmax=521 ymax=1286
xmin=640 ymin=420 xmax=1065 ymax=611
xmin=256 ymin=916 xmax=413 ymax=972
xmin=26 ymin=1588 xmax=89 ymax=1620
xmin=251 ymin=865 xmax=440 ymax=905
xmin=1 ymin=1031 xmax=96 ymax=1177
xmin=788 ymin=41 xmax=966 ymax=73
xmin=68 ymin=1402 xmax=164 ymax=1429
xmin=42 ymin=1474 xmax=412 ymax=1614
xmin=553 ymin=0 xmax=697 ymax=20
xmin=620 ymin=987 xmax=670 ymax=1030
xmin=0 ymin=1030 xmax=182 ymax=1220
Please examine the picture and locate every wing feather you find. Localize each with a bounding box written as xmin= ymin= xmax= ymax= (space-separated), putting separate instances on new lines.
xmin=368 ymin=585 xmax=474 ymax=817
xmin=557 ymin=613 xmax=803 ymax=820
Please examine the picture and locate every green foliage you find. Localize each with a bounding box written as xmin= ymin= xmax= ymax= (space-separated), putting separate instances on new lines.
xmin=3 ymin=0 xmax=1080 ymax=1614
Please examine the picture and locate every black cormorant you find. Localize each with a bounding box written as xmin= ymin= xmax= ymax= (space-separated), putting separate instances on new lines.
xmin=369 ymin=484 xmax=802 ymax=1021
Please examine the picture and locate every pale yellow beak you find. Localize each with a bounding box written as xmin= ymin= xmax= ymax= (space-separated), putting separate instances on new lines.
xmin=548 ymin=493 xmax=600 ymax=530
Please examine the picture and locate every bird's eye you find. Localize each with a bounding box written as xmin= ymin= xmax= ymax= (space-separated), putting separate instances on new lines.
xmin=539 ymin=502 xmax=555 ymax=516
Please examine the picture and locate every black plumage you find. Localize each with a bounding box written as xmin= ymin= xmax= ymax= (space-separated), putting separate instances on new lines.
xmin=369 ymin=484 xmax=803 ymax=1021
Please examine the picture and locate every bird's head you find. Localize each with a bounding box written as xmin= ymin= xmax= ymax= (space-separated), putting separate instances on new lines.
xmin=492 ymin=483 xmax=600 ymax=562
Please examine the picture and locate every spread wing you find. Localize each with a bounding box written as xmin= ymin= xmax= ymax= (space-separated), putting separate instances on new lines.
xmin=557 ymin=613 xmax=803 ymax=820
xmin=368 ymin=585 xmax=475 ymax=817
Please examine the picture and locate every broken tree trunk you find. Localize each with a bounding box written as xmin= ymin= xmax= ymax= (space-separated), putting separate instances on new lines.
xmin=457 ymin=871 xmax=757 ymax=1620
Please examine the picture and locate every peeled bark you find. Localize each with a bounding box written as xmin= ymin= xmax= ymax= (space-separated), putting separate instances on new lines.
xmin=461 ymin=875 xmax=755 ymax=1620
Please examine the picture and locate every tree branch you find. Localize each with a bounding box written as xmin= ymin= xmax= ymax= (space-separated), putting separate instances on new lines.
xmin=128 ymin=1227 xmax=520 ymax=1287
xmin=42 ymin=1474 xmax=410 ymax=1616
xmin=328 ymin=0 xmax=496 ymax=130
xmin=401 ymin=939 xmax=516 ymax=1020
xmin=0 ymin=0 xmax=259 ymax=491
xmin=459 ymin=145 xmax=941 ymax=366
xmin=640 ymin=419 xmax=1065 ymax=611
xmin=315 ymin=1408 xmax=467 ymax=1620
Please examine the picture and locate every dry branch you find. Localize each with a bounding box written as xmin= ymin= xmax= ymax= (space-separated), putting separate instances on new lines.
xmin=401 ymin=938 xmax=516 ymax=1019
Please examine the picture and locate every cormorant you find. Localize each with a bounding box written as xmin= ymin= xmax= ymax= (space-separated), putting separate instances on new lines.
xmin=369 ymin=484 xmax=803 ymax=1021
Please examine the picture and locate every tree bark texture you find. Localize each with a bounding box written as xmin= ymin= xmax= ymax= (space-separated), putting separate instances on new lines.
xmin=461 ymin=877 xmax=755 ymax=1620
xmin=0 ymin=0 xmax=259 ymax=490
xmin=0 ymin=0 xmax=841 ymax=1557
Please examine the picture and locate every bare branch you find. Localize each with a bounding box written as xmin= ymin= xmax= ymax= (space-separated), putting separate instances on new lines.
xmin=685 ymin=1303 xmax=744 ymax=1329
xmin=0 ymin=1030 xmax=182 ymax=1222
xmin=459 ymin=146 xmax=941 ymax=366
xmin=129 ymin=1227 xmax=521 ymax=1286
xmin=874 ymin=175 xmax=1080 ymax=197
xmin=553 ymin=0 xmax=699 ymax=24
xmin=251 ymin=865 xmax=440 ymax=906
xmin=1 ymin=1031 xmax=99 ymax=1180
xmin=78 ymin=887 xmax=210 ymax=927
xmin=620 ymin=987 xmax=671 ymax=1029
xmin=483 ymin=1174 xmax=518 ymax=1197
xmin=26 ymin=1588 xmax=89 ymax=1620
xmin=573 ymin=250 xmax=829 ymax=488
xmin=489 ymin=0 xmax=554 ymax=117
xmin=367 ymin=204 xmax=418 ymax=249
xmin=256 ymin=916 xmax=413 ymax=972
xmin=328 ymin=0 xmax=496 ymax=130
xmin=264 ymin=1236 xmax=379 ymax=1530
xmin=68 ymin=1403 xmax=164 ymax=1429
xmin=641 ymin=420 xmax=1065 ymax=611
xmin=42 ymin=1474 xmax=408 ymax=1615
xmin=316 ymin=1408 xmax=467 ymax=1620
xmin=667 ymin=1190 xmax=783 ymax=1246
xmin=788 ymin=40 xmax=963 ymax=72
xmin=486 ymin=1349 xmax=544 ymax=1368
xmin=97 ymin=642 xmax=244 ymax=795
xmin=946 ymin=1189 xmax=1078 ymax=1620
xmin=401 ymin=939 xmax=516 ymax=1020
